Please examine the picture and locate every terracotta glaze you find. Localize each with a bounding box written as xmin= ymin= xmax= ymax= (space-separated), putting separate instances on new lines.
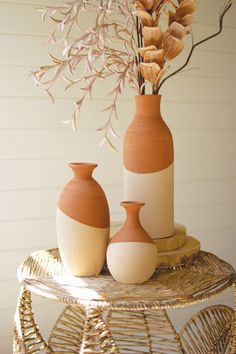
xmin=124 ymin=95 xmax=174 ymax=239
xmin=107 ymin=202 xmax=157 ymax=284
xmin=124 ymin=95 xmax=173 ymax=173
xmin=57 ymin=163 xmax=110 ymax=276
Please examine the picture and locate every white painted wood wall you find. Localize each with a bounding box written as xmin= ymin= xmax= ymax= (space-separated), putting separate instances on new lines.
xmin=0 ymin=0 xmax=235 ymax=352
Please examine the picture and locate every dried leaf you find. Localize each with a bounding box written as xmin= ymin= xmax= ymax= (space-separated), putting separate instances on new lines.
xmin=176 ymin=0 xmax=197 ymax=18
xmin=133 ymin=11 xmax=155 ymax=27
xmin=163 ymin=35 xmax=184 ymax=60
xmin=144 ymin=49 xmax=165 ymax=65
xmin=45 ymin=89 xmax=55 ymax=104
xmin=167 ymin=21 xmax=187 ymax=39
xmin=143 ymin=26 xmax=162 ymax=47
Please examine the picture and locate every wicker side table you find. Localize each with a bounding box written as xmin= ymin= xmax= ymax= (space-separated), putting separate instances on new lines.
xmin=14 ymin=249 xmax=236 ymax=354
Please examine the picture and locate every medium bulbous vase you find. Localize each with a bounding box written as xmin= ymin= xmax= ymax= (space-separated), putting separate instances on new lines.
xmin=107 ymin=201 xmax=157 ymax=284
xmin=57 ymin=163 xmax=110 ymax=276
xmin=124 ymin=94 xmax=174 ymax=239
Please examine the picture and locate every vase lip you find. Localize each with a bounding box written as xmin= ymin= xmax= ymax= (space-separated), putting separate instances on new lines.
xmin=69 ymin=162 xmax=98 ymax=169
xmin=121 ymin=201 xmax=145 ymax=208
xmin=135 ymin=94 xmax=161 ymax=98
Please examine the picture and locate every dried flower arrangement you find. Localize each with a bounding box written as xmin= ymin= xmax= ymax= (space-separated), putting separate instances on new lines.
xmin=32 ymin=0 xmax=232 ymax=147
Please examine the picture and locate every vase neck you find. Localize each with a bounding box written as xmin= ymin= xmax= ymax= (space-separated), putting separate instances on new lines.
xmin=69 ymin=163 xmax=97 ymax=179
xmin=122 ymin=201 xmax=144 ymax=228
xmin=135 ymin=95 xmax=162 ymax=117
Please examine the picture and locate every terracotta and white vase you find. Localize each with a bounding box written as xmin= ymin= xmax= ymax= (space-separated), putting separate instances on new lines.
xmin=124 ymin=95 xmax=174 ymax=239
xmin=56 ymin=163 xmax=110 ymax=276
xmin=107 ymin=201 xmax=157 ymax=284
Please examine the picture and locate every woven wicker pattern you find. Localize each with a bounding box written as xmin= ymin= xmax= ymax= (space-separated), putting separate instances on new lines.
xmin=179 ymin=305 xmax=234 ymax=353
xmin=14 ymin=249 xmax=236 ymax=353
xmin=18 ymin=249 xmax=235 ymax=310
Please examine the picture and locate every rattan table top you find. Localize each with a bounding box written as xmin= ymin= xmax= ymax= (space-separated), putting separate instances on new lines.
xmin=17 ymin=248 xmax=235 ymax=310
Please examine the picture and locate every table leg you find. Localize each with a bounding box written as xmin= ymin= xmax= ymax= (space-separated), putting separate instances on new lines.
xmin=13 ymin=286 xmax=52 ymax=354
xmin=229 ymin=281 xmax=236 ymax=354
xmin=80 ymin=307 xmax=119 ymax=353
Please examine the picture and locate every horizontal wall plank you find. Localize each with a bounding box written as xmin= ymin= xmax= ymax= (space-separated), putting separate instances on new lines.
xmin=175 ymin=204 xmax=236 ymax=240
xmin=0 ymin=184 xmax=123 ymax=221
xmin=190 ymin=227 xmax=236 ymax=263
xmin=0 ymin=248 xmax=38 ymax=280
xmin=1 ymin=98 xmax=236 ymax=131
xmin=0 ymin=128 xmax=124 ymax=159
xmin=0 ymin=219 xmax=56 ymax=252
xmin=0 ymin=157 xmax=123 ymax=190
xmin=0 ymin=127 xmax=235 ymax=161
xmin=1 ymin=34 xmax=236 ymax=80
xmin=1 ymin=66 xmax=235 ymax=106
xmin=1 ymin=155 xmax=236 ymax=191
xmin=0 ymin=2 xmax=235 ymax=39
xmin=175 ymin=179 xmax=236 ymax=207
xmin=175 ymin=155 xmax=236 ymax=181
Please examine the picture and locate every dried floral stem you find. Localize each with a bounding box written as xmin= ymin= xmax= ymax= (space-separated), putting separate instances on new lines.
xmin=157 ymin=0 xmax=232 ymax=93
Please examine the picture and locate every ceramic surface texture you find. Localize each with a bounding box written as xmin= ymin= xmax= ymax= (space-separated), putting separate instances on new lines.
xmin=107 ymin=242 xmax=157 ymax=284
xmin=107 ymin=202 xmax=157 ymax=284
xmin=124 ymin=95 xmax=174 ymax=239
xmin=57 ymin=208 xmax=109 ymax=276
xmin=57 ymin=163 xmax=110 ymax=276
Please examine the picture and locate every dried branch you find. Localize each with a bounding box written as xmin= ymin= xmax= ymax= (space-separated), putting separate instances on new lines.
xmin=157 ymin=0 xmax=232 ymax=92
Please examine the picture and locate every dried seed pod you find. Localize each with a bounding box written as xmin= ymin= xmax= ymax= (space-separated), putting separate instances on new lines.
xmin=135 ymin=1 xmax=146 ymax=11
xmin=167 ymin=21 xmax=187 ymax=39
xmin=163 ymin=35 xmax=184 ymax=60
xmin=138 ymin=45 xmax=157 ymax=57
xmin=143 ymin=26 xmax=162 ymax=47
xmin=144 ymin=49 xmax=165 ymax=66
xmin=176 ymin=0 xmax=197 ymax=18
xmin=133 ymin=11 xmax=155 ymax=27
xmin=137 ymin=0 xmax=156 ymax=10
xmin=168 ymin=10 xmax=176 ymax=26
xmin=140 ymin=62 xmax=165 ymax=84
xmin=177 ymin=14 xmax=194 ymax=26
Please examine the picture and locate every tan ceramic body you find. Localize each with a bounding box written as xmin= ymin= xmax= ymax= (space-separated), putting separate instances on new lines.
xmin=57 ymin=163 xmax=110 ymax=276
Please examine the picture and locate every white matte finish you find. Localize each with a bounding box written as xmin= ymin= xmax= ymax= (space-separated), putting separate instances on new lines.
xmin=56 ymin=208 xmax=109 ymax=276
xmin=124 ymin=163 xmax=174 ymax=239
xmin=107 ymin=242 xmax=157 ymax=284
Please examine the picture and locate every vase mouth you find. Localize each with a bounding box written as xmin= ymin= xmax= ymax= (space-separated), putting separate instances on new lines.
xmin=69 ymin=162 xmax=98 ymax=168
xmin=135 ymin=94 xmax=161 ymax=98
xmin=121 ymin=201 xmax=145 ymax=208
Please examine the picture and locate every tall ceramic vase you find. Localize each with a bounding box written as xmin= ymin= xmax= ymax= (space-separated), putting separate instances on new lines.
xmin=107 ymin=201 xmax=157 ymax=284
xmin=124 ymin=95 xmax=174 ymax=239
xmin=56 ymin=163 xmax=110 ymax=276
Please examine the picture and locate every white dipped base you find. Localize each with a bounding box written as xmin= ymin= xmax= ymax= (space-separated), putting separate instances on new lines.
xmin=124 ymin=163 xmax=174 ymax=239
xmin=56 ymin=208 xmax=109 ymax=276
xmin=107 ymin=242 xmax=157 ymax=284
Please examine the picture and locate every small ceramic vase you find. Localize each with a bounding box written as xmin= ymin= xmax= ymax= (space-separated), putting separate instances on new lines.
xmin=57 ymin=163 xmax=110 ymax=276
xmin=107 ymin=201 xmax=157 ymax=284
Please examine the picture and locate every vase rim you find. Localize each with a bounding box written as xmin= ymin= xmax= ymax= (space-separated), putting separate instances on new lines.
xmin=121 ymin=201 xmax=145 ymax=207
xmin=135 ymin=94 xmax=162 ymax=98
xmin=69 ymin=162 xmax=98 ymax=168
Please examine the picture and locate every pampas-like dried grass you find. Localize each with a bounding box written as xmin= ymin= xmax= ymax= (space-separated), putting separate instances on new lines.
xmin=32 ymin=0 xmax=232 ymax=145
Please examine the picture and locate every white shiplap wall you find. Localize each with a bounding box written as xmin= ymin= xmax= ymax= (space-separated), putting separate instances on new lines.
xmin=0 ymin=1 xmax=235 ymax=353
